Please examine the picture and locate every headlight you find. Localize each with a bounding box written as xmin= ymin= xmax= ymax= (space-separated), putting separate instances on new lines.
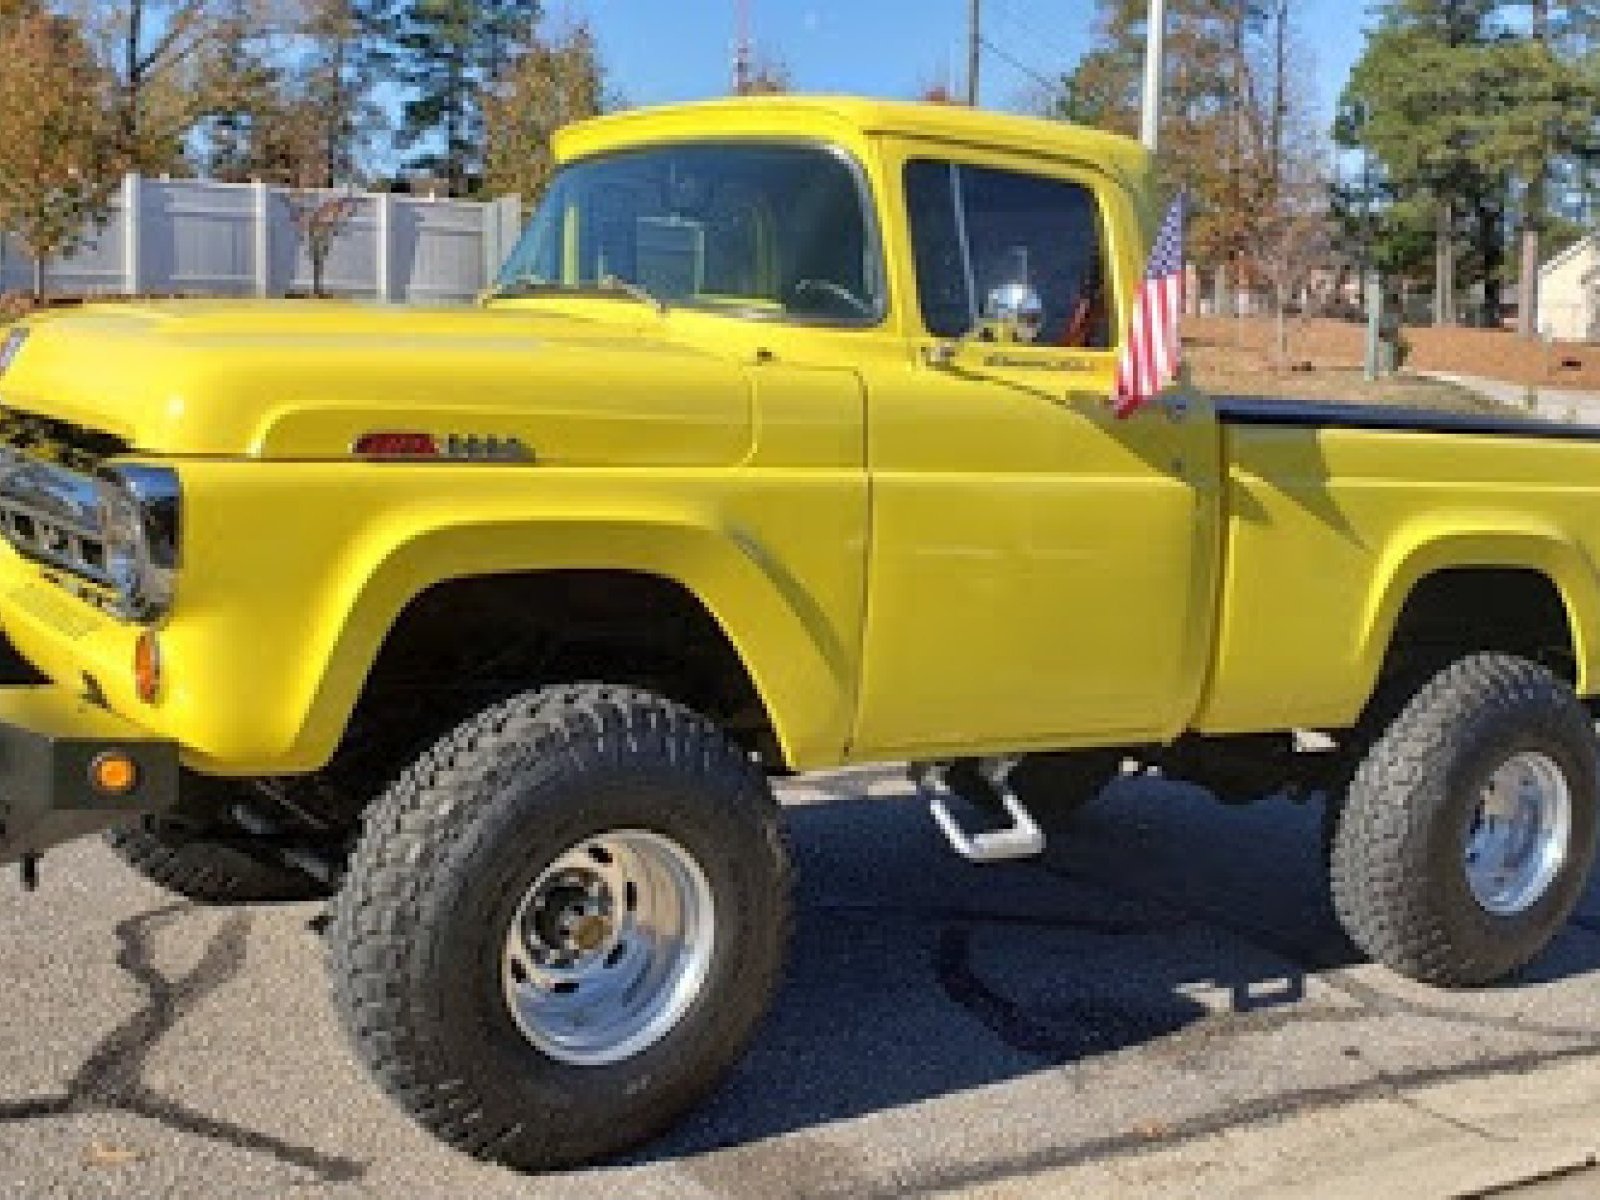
xmin=96 ymin=466 xmax=180 ymax=620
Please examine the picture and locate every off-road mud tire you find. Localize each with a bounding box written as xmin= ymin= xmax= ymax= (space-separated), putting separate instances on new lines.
xmin=1329 ymin=654 xmax=1598 ymax=986
xmin=328 ymin=684 xmax=792 ymax=1171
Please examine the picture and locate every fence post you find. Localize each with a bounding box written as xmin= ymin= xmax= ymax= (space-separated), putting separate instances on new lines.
xmin=252 ymin=180 xmax=271 ymax=298
xmin=483 ymin=195 xmax=521 ymax=289
xmin=121 ymin=173 xmax=142 ymax=296
xmin=480 ymin=198 xmax=499 ymax=290
xmin=375 ymin=192 xmax=394 ymax=302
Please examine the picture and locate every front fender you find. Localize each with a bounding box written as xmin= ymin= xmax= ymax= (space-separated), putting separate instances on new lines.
xmin=291 ymin=515 xmax=858 ymax=773
xmin=156 ymin=462 xmax=865 ymax=776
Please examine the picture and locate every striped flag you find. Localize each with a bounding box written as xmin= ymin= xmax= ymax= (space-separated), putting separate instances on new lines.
xmin=1113 ymin=194 xmax=1187 ymax=419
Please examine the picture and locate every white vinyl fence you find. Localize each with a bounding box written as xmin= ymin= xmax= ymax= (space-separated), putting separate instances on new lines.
xmin=0 ymin=175 xmax=525 ymax=304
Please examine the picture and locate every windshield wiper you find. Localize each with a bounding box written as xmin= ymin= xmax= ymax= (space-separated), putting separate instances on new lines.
xmin=486 ymin=274 xmax=667 ymax=315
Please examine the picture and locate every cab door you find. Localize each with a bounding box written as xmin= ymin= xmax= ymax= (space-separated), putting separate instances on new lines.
xmin=850 ymin=144 xmax=1221 ymax=760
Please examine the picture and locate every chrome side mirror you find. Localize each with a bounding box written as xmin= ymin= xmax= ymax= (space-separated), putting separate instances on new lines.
xmin=980 ymin=283 xmax=1045 ymax=344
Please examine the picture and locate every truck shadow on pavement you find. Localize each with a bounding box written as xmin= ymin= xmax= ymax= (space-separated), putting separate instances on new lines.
xmin=0 ymin=779 xmax=1595 ymax=1194
xmin=631 ymin=779 xmax=1600 ymax=1179
xmin=0 ymin=904 xmax=367 ymax=1184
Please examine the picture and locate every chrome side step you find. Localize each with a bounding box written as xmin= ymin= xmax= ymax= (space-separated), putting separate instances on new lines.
xmin=913 ymin=758 xmax=1046 ymax=863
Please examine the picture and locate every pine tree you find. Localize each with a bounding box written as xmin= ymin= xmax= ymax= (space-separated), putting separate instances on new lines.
xmin=1502 ymin=2 xmax=1600 ymax=335
xmin=388 ymin=0 xmax=538 ymax=195
xmin=1342 ymin=1 xmax=1600 ymax=326
xmin=1341 ymin=2 xmax=1502 ymax=324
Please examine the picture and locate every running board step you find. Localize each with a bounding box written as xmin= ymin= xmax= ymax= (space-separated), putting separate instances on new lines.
xmin=913 ymin=760 xmax=1046 ymax=863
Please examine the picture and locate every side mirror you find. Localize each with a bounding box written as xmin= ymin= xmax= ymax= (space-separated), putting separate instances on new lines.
xmin=980 ymin=283 xmax=1045 ymax=344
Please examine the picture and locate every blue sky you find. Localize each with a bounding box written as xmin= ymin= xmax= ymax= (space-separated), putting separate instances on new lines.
xmin=572 ymin=1 xmax=1374 ymax=124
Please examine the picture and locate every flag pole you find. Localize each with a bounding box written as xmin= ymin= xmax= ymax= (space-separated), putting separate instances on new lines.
xmin=1140 ymin=0 xmax=1166 ymax=153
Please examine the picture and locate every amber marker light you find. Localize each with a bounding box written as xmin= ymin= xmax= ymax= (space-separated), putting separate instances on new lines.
xmin=134 ymin=630 xmax=161 ymax=703
xmin=90 ymin=751 xmax=139 ymax=796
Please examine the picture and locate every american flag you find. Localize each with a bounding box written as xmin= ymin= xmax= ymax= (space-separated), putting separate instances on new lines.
xmin=1113 ymin=194 xmax=1187 ymax=418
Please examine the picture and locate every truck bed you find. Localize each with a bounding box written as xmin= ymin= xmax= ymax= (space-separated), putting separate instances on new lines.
xmin=1195 ymin=396 xmax=1600 ymax=734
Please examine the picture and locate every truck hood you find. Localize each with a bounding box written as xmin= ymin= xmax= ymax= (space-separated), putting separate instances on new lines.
xmin=0 ymin=302 xmax=753 ymax=465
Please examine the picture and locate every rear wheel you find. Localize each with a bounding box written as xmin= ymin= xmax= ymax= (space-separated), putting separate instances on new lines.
xmin=1329 ymin=654 xmax=1598 ymax=986
xmin=329 ymin=684 xmax=792 ymax=1171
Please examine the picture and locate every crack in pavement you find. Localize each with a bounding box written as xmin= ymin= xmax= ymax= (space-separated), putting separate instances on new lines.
xmin=1378 ymin=1078 xmax=1510 ymax=1142
xmin=0 ymin=904 xmax=366 ymax=1184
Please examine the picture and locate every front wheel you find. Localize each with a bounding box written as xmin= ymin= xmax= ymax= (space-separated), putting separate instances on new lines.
xmin=1330 ymin=654 xmax=1599 ymax=986
xmin=328 ymin=684 xmax=792 ymax=1171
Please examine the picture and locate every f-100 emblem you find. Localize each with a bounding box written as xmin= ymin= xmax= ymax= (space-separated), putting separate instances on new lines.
xmin=443 ymin=435 xmax=533 ymax=462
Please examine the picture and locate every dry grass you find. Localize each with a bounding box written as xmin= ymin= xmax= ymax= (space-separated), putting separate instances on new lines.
xmin=1187 ymin=315 xmax=1598 ymax=409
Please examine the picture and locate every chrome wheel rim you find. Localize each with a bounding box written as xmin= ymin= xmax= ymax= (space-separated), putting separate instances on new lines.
xmin=502 ymin=830 xmax=715 ymax=1067
xmin=1465 ymin=751 xmax=1572 ymax=917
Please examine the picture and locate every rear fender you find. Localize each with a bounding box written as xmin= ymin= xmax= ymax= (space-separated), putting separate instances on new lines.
xmin=1358 ymin=524 xmax=1600 ymax=707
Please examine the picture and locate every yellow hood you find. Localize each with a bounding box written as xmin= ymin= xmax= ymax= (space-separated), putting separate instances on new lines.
xmin=0 ymin=301 xmax=753 ymax=465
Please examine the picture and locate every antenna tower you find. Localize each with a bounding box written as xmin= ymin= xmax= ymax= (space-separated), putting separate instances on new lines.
xmin=733 ymin=0 xmax=753 ymax=93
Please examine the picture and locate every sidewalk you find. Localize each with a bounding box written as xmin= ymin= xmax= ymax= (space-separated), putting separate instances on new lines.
xmin=1420 ymin=371 xmax=1600 ymax=424
xmin=945 ymin=1052 xmax=1600 ymax=1199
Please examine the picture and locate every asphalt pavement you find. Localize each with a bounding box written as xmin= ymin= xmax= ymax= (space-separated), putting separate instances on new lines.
xmin=1 ymin=769 xmax=1598 ymax=1198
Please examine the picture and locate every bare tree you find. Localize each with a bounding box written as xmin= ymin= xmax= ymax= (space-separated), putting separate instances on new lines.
xmin=1251 ymin=155 xmax=1335 ymax=369
xmin=278 ymin=188 xmax=357 ymax=297
xmin=1240 ymin=30 xmax=1336 ymax=368
xmin=70 ymin=0 xmax=233 ymax=173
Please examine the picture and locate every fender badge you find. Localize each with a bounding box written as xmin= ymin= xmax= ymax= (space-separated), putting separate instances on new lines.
xmin=443 ymin=434 xmax=535 ymax=462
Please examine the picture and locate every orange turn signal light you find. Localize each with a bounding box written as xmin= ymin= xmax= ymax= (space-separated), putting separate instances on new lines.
xmin=90 ymin=751 xmax=139 ymax=796
xmin=134 ymin=631 xmax=161 ymax=703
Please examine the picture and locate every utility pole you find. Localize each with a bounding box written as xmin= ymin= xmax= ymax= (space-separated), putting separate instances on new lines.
xmin=1520 ymin=0 xmax=1550 ymax=339
xmin=967 ymin=0 xmax=981 ymax=106
xmin=1140 ymin=0 xmax=1167 ymax=152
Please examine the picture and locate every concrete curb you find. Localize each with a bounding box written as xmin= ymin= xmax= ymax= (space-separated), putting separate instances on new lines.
xmin=944 ymin=1054 xmax=1600 ymax=1199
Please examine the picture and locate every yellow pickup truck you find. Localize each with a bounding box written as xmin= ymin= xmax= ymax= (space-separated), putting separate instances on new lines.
xmin=0 ymin=97 xmax=1596 ymax=1170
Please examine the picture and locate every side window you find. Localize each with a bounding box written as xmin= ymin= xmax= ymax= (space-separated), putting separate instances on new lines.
xmin=904 ymin=159 xmax=1112 ymax=349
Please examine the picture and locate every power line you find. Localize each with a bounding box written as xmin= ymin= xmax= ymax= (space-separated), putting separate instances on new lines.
xmin=978 ymin=35 xmax=1058 ymax=92
xmin=988 ymin=0 xmax=1083 ymax=69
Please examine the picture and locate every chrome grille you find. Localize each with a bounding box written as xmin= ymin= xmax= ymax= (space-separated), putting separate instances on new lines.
xmin=0 ymin=446 xmax=112 ymax=588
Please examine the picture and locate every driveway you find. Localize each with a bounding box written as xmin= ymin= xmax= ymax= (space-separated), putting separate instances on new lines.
xmin=1 ymin=770 xmax=1598 ymax=1198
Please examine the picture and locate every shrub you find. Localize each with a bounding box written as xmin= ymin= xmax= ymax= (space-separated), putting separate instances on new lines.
xmin=0 ymin=293 xmax=36 ymax=326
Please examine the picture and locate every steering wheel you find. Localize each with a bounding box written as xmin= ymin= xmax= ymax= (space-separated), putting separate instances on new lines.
xmin=789 ymin=278 xmax=874 ymax=318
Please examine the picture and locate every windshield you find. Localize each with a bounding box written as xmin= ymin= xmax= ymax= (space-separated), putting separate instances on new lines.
xmin=496 ymin=142 xmax=882 ymax=323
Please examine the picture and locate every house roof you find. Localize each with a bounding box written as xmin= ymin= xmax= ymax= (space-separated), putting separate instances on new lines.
xmin=1541 ymin=233 xmax=1599 ymax=280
